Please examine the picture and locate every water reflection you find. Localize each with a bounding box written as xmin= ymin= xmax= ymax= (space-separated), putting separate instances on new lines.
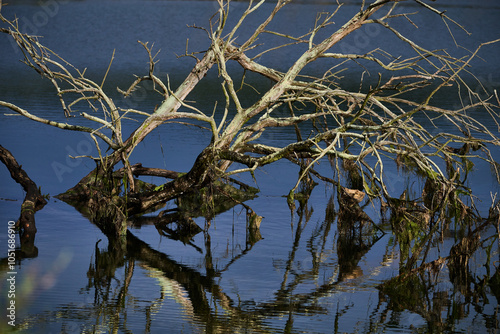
xmin=2 ymin=182 xmax=499 ymax=332
xmin=73 ymin=185 xmax=385 ymax=333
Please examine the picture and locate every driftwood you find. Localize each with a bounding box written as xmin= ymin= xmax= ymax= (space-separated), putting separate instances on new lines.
xmin=0 ymin=145 xmax=47 ymax=235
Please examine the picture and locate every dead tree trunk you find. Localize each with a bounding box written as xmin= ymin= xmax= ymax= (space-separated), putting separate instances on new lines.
xmin=0 ymin=145 xmax=47 ymax=236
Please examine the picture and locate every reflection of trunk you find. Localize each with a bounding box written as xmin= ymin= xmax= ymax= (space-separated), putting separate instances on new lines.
xmin=0 ymin=145 xmax=46 ymax=235
xmin=84 ymin=229 xmax=266 ymax=331
xmin=124 ymin=231 xmax=227 ymax=316
xmin=19 ymin=232 xmax=38 ymax=259
xmin=55 ymin=168 xmax=128 ymax=239
xmin=337 ymin=235 xmax=369 ymax=282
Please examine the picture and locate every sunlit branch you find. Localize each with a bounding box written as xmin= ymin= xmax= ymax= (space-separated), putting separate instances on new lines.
xmin=0 ymin=101 xmax=117 ymax=149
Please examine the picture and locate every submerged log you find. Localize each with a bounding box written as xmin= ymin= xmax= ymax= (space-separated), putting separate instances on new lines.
xmin=0 ymin=145 xmax=46 ymax=235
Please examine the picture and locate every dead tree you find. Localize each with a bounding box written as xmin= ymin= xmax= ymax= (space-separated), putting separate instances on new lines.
xmin=1 ymin=0 xmax=499 ymax=240
xmin=0 ymin=145 xmax=46 ymax=239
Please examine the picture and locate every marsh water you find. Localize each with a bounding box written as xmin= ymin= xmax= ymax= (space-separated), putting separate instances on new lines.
xmin=1 ymin=1 xmax=500 ymax=333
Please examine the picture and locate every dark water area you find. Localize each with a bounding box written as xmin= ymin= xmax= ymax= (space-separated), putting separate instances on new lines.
xmin=1 ymin=1 xmax=500 ymax=333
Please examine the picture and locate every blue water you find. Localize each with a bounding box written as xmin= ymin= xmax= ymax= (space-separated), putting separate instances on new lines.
xmin=1 ymin=1 xmax=500 ymax=333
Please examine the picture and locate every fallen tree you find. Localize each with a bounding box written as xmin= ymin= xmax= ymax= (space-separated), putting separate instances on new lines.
xmin=1 ymin=0 xmax=499 ymax=249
